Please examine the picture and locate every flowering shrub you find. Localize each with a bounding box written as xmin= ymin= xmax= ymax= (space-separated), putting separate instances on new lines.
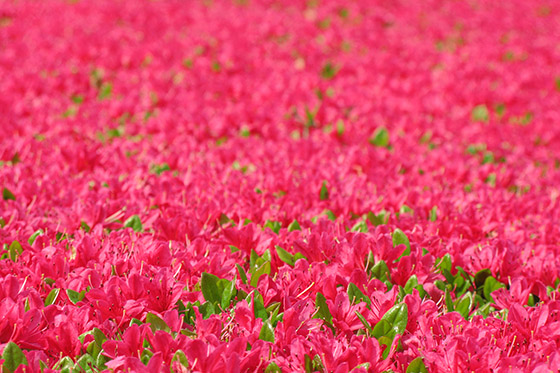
xmin=1 ymin=0 xmax=560 ymax=371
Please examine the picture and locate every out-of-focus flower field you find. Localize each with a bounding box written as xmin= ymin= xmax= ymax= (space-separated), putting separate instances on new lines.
xmin=1 ymin=0 xmax=560 ymax=371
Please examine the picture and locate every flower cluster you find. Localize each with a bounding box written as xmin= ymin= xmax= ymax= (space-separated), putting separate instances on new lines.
xmin=1 ymin=0 xmax=560 ymax=371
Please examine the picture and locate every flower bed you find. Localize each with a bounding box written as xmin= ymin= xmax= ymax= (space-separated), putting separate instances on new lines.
xmin=1 ymin=0 xmax=560 ymax=371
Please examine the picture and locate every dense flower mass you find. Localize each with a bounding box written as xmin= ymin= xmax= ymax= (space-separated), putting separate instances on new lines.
xmin=1 ymin=0 xmax=560 ymax=371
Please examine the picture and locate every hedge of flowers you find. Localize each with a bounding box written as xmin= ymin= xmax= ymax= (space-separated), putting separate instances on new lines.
xmin=1 ymin=0 xmax=560 ymax=371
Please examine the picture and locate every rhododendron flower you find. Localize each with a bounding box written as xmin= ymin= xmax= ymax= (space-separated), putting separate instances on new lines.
xmin=1 ymin=0 xmax=560 ymax=371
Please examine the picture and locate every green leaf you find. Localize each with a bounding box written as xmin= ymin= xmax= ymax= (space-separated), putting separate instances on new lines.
xmin=455 ymin=266 xmax=473 ymax=282
xmin=62 ymin=106 xmax=78 ymax=118
xmin=312 ymin=355 xmax=326 ymax=371
xmin=236 ymin=264 xmax=248 ymax=285
xmin=79 ymin=327 xmax=107 ymax=359
xmin=367 ymin=210 xmax=389 ymax=226
xmin=482 ymin=151 xmax=495 ymax=164
xmin=355 ymin=310 xmax=373 ymax=335
xmin=294 ymin=252 xmax=306 ymax=262
xmin=472 ymin=104 xmax=489 ymax=122
xmin=123 ymin=215 xmax=143 ymax=232
xmin=264 ymin=220 xmax=282 ymax=234
xmin=372 ymin=303 xmax=408 ymax=340
xmin=146 ymin=312 xmax=171 ymax=332
xmin=150 ymin=163 xmax=170 ymax=175
xmin=304 ymin=354 xmax=313 ymax=373
xmin=67 ymin=289 xmax=86 ymax=304
xmin=429 ymin=206 xmax=438 ymax=222
xmin=510 ymin=111 xmax=533 ymax=126
xmin=221 ymin=277 xmax=237 ymax=309
xmin=28 ymin=229 xmax=44 ymax=245
xmin=0 ymin=217 xmax=5 ymax=228
xmin=399 ymin=205 xmax=414 ymax=216
xmin=351 ymin=220 xmax=368 ymax=233
xmin=141 ymin=349 xmax=154 ymax=365
xmin=287 ymin=219 xmax=301 ymax=231
xmin=261 ymin=249 xmax=272 ymax=262
xmin=483 ymin=276 xmax=505 ymax=303
xmin=9 ymin=153 xmax=21 ymax=165
xmin=466 ymin=143 xmax=486 ymax=155
xmin=74 ymin=353 xmax=95 ymax=372
xmin=95 ymin=353 xmax=108 ymax=371
xmin=267 ymin=302 xmax=282 ymax=326
xmin=199 ymin=301 xmax=216 ymax=318
xmin=98 ymin=82 xmax=112 ymax=100
xmin=172 ymin=350 xmax=189 ymax=368
xmin=351 ymin=363 xmax=371 ymax=371
xmin=239 ymin=125 xmax=251 ymax=137
xmin=218 ymin=213 xmax=233 ymax=226
xmin=419 ymin=130 xmax=433 ymax=144
xmin=434 ymin=280 xmax=446 ymax=292
xmin=2 ymin=187 xmax=16 ymax=201
xmin=495 ymin=103 xmax=506 ymax=117
xmin=259 ymin=320 xmax=275 ymax=342
xmin=324 ymin=209 xmax=336 ymax=221
xmin=455 ymin=292 xmax=473 ymax=319
xmin=45 ymin=288 xmax=60 ymax=306
xmin=39 ymin=361 xmax=49 ymax=372
xmin=445 ymin=288 xmax=454 ymax=312
xmin=370 ymin=260 xmax=390 ymax=282
xmin=392 ymin=228 xmax=411 ymax=257
xmin=403 ymin=275 xmax=419 ymax=295
xmin=250 ymin=261 xmax=271 ymax=287
xmin=304 ymin=354 xmax=325 ymax=373
xmin=275 ymin=246 xmax=305 ymax=268
xmin=369 ymin=127 xmax=389 ymax=147
xmin=453 ymin=274 xmax=469 ymax=298
xmin=528 ymin=294 xmax=539 ymax=307
xmin=319 ymin=181 xmax=329 ymax=201
xmin=1 ymin=342 xmax=28 ymax=373
xmin=320 ymin=62 xmax=338 ymax=80
xmin=54 ymin=356 xmax=74 ymax=372
xmin=406 ymin=357 xmax=428 ymax=373
xmin=201 ymin=272 xmax=221 ymax=304
xmin=8 ymin=240 xmax=23 ymax=262
xmin=105 ymin=126 xmax=124 ymax=139
xmin=336 ymin=119 xmax=345 ymax=136
xmin=304 ymin=106 xmax=316 ymax=129
xmin=372 ymin=319 xmax=391 ymax=339
xmin=71 ymin=94 xmax=84 ymax=104
xmin=265 ymin=362 xmax=281 ymax=373
xmin=314 ymin=292 xmax=333 ymax=325
xmin=348 ymin=283 xmax=371 ymax=307
xmin=276 ymin=245 xmax=295 ymax=266
xmin=474 ymin=268 xmax=492 ymax=288
xmin=211 ymin=61 xmax=221 ymax=72
xmin=250 ymin=249 xmax=260 ymax=269
xmin=266 ymin=302 xmax=281 ymax=314
xmin=80 ymin=221 xmax=91 ymax=233
xmin=253 ymin=290 xmax=268 ymax=320
xmin=436 ymin=254 xmax=452 ymax=276
xmin=472 ymin=301 xmax=495 ymax=318
xmin=90 ymin=68 xmax=103 ymax=88
xmin=415 ymin=284 xmax=427 ymax=299
xmin=378 ymin=335 xmax=394 ymax=360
